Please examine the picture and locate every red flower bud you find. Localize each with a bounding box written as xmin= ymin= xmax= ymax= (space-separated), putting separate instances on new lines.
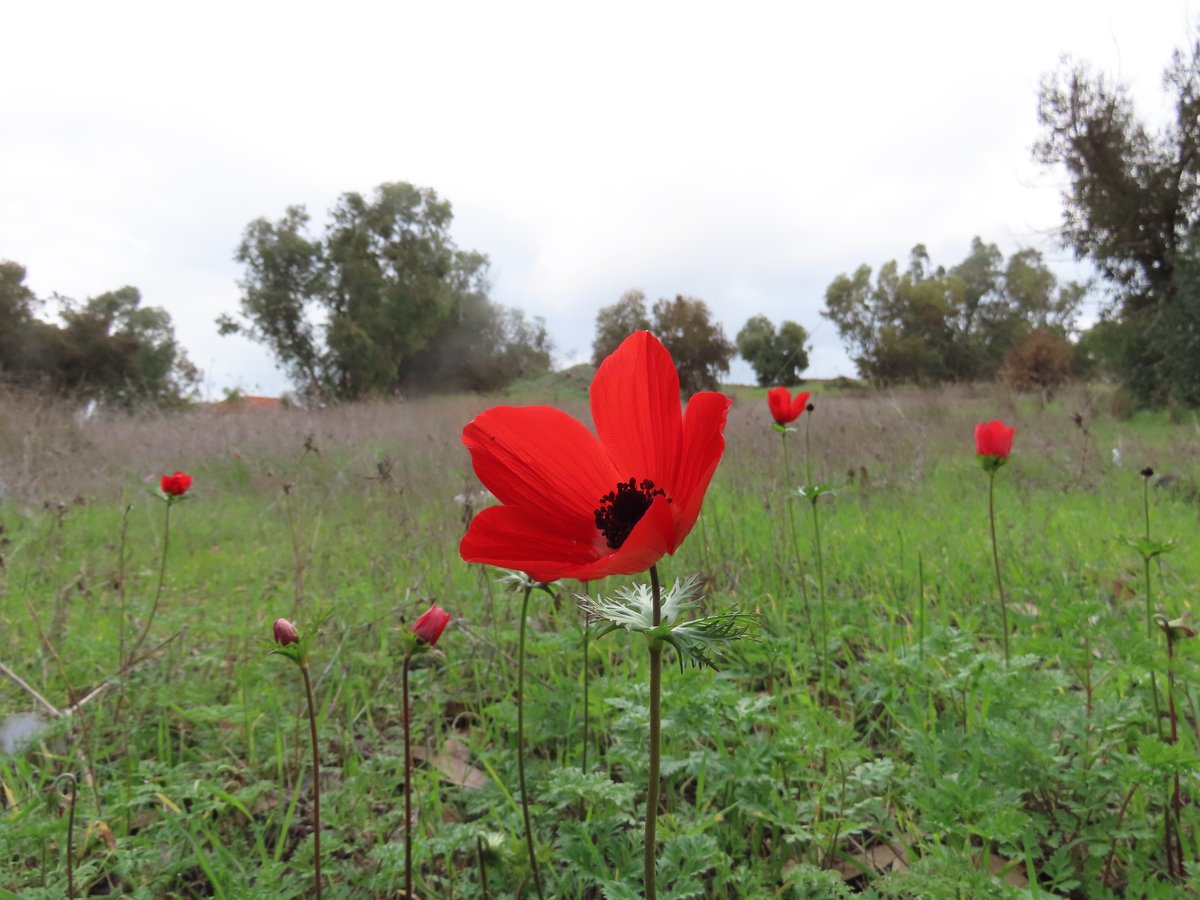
xmin=974 ymin=420 xmax=1015 ymax=462
xmin=411 ymin=604 xmax=451 ymax=647
xmin=767 ymin=388 xmax=812 ymax=425
xmin=161 ymin=471 xmax=192 ymax=496
xmin=273 ymin=618 xmax=299 ymax=646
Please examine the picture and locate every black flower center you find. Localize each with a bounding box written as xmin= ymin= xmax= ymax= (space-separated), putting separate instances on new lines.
xmin=594 ymin=478 xmax=670 ymax=550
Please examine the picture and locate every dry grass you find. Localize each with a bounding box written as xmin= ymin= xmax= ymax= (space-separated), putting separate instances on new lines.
xmin=0 ymin=380 xmax=1181 ymax=509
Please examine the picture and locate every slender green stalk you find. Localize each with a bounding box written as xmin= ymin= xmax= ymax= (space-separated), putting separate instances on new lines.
xmin=517 ymin=585 xmax=545 ymax=900
xmin=804 ymin=411 xmax=829 ymax=692
xmin=116 ymin=504 xmax=132 ymax=672
xmin=128 ymin=500 xmax=173 ymax=664
xmin=780 ymin=432 xmax=816 ymax=646
xmin=476 ymin=834 xmax=491 ymax=899
xmin=1141 ymin=474 xmax=1164 ymax=734
xmin=299 ymin=663 xmax=323 ymax=900
xmin=581 ymin=579 xmax=590 ymax=779
xmin=582 ymin=620 xmax=590 ymax=776
xmin=987 ymin=471 xmax=1010 ymax=664
xmin=1164 ymin=626 xmax=1183 ymax=877
xmin=644 ymin=564 xmax=663 ymax=900
xmin=402 ymin=653 xmax=414 ymax=898
xmin=55 ymin=773 xmax=77 ymax=900
xmin=1144 ymin=476 xmax=1154 ymax=638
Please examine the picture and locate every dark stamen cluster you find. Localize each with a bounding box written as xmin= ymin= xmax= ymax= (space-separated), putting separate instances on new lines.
xmin=594 ymin=478 xmax=668 ymax=549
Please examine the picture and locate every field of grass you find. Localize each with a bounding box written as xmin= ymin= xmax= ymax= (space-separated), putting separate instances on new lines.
xmin=2 ymin=380 xmax=1200 ymax=898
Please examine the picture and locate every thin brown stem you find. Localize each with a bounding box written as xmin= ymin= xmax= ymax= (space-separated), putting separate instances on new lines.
xmin=300 ymin=663 xmax=323 ymax=900
xmin=1101 ymin=782 xmax=1139 ymax=885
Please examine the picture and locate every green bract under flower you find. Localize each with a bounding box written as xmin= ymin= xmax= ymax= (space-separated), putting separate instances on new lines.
xmin=579 ymin=575 xmax=754 ymax=671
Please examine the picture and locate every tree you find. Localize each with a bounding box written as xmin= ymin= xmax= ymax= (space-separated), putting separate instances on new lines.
xmin=221 ymin=182 xmax=549 ymax=400
xmin=822 ymin=240 xmax=1085 ymax=385
xmin=0 ymin=262 xmax=42 ymax=381
xmin=1035 ymin=30 xmax=1200 ymax=404
xmin=57 ymin=287 xmax=199 ymax=407
xmin=650 ymin=295 xmax=735 ymax=393
xmin=592 ymin=289 xmax=651 ymax=365
xmin=592 ymin=291 xmax=735 ymax=392
xmin=735 ymin=315 xmax=810 ymax=386
xmin=1002 ymin=328 xmax=1074 ymax=399
xmin=0 ymin=265 xmax=196 ymax=407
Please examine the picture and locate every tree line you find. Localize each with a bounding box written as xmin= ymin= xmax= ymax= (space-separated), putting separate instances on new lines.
xmin=4 ymin=27 xmax=1194 ymax=409
xmin=0 ymin=262 xmax=197 ymax=408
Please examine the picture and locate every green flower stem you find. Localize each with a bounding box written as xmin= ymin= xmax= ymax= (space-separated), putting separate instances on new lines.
xmin=810 ymin=487 xmax=828 ymax=694
xmin=987 ymin=470 xmax=1010 ymax=665
xmin=1165 ymin=627 xmax=1183 ymax=877
xmin=1144 ymin=476 xmax=1154 ymax=638
xmin=644 ymin=564 xmax=663 ymax=900
xmin=1141 ymin=476 xmax=1164 ymax=735
xmin=476 ymin=834 xmax=491 ymax=899
xmin=402 ymin=652 xmax=414 ymax=899
xmin=804 ymin=412 xmax=829 ymax=692
xmin=128 ymin=499 xmax=173 ymax=664
xmin=517 ymin=585 xmax=545 ymax=900
xmin=780 ymin=431 xmax=815 ymax=646
xmin=582 ymin=620 xmax=590 ymax=776
xmin=55 ymin=773 xmax=77 ymax=900
xmin=299 ymin=661 xmax=323 ymax=900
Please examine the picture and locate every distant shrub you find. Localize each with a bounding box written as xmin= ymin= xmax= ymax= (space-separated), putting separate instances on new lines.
xmin=1002 ymin=328 xmax=1073 ymax=398
xmin=1110 ymin=387 xmax=1136 ymax=421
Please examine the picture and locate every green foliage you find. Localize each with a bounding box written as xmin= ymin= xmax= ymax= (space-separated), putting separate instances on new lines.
xmin=1035 ymin=30 xmax=1200 ymax=406
xmin=735 ymin=314 xmax=810 ymax=386
xmin=592 ymin=289 xmax=652 ymax=365
xmin=592 ymin=291 xmax=735 ymax=392
xmin=223 ymin=182 xmax=551 ymax=400
xmin=651 ymin=295 xmax=736 ymax=392
xmin=822 ymin=239 xmax=1085 ymax=386
xmin=0 ymin=262 xmax=197 ymax=408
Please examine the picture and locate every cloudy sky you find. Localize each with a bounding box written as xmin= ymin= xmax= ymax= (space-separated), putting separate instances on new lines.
xmin=2 ymin=1 xmax=1196 ymax=397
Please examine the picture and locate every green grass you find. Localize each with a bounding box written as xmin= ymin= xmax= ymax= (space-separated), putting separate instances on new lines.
xmin=2 ymin=383 xmax=1200 ymax=897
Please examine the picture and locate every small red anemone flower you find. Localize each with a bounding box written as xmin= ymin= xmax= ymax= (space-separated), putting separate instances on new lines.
xmin=767 ymin=387 xmax=811 ymax=425
xmin=161 ymin=471 xmax=192 ymax=496
xmin=974 ymin=420 xmax=1015 ymax=464
xmin=411 ymin=604 xmax=451 ymax=647
xmin=460 ymin=331 xmax=731 ymax=583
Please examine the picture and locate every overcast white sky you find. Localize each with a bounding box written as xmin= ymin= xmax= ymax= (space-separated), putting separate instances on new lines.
xmin=2 ymin=1 xmax=1196 ymax=397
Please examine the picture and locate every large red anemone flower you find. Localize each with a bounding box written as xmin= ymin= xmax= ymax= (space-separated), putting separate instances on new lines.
xmin=460 ymin=331 xmax=731 ymax=583
xmin=767 ymin=387 xmax=811 ymax=425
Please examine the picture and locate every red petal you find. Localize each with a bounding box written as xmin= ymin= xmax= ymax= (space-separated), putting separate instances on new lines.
xmin=463 ymin=406 xmax=618 ymax=533
xmin=791 ymin=392 xmax=811 ymax=421
xmin=669 ymin=391 xmax=731 ymax=552
xmin=767 ymin=388 xmax=790 ymax=424
xmin=460 ymin=504 xmax=599 ymax=582
xmin=590 ymin=332 xmax=682 ymax=488
xmin=460 ymin=497 xmax=672 ymax=583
